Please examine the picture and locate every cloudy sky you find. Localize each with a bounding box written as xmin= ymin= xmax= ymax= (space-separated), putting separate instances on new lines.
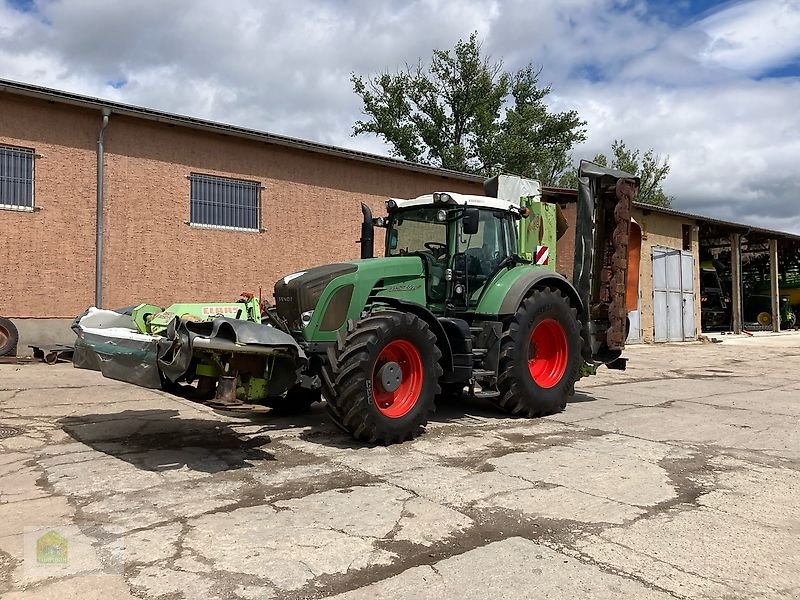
xmin=2 ymin=0 xmax=799 ymax=232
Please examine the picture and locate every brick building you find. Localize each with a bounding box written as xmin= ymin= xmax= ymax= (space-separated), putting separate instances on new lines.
xmin=1 ymin=80 xmax=488 ymax=329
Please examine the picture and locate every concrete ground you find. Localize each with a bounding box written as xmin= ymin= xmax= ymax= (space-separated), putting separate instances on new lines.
xmin=1 ymin=336 xmax=798 ymax=599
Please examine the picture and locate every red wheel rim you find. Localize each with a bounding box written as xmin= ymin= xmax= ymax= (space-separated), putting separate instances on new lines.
xmin=528 ymin=319 xmax=568 ymax=389
xmin=372 ymin=339 xmax=423 ymax=418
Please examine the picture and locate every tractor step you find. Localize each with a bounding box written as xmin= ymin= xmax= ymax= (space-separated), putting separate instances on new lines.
xmin=472 ymin=368 xmax=495 ymax=380
xmin=473 ymin=389 xmax=500 ymax=399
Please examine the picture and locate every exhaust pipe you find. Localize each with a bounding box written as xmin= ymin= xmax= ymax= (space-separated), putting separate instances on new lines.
xmin=359 ymin=203 xmax=374 ymax=259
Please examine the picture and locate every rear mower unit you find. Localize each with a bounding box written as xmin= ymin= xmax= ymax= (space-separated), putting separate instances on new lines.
xmin=74 ymin=161 xmax=640 ymax=444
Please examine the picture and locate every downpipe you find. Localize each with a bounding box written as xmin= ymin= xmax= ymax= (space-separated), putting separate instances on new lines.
xmin=96 ymin=108 xmax=111 ymax=308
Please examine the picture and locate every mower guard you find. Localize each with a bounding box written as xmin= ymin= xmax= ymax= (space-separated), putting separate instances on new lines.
xmin=72 ymin=307 xmax=306 ymax=391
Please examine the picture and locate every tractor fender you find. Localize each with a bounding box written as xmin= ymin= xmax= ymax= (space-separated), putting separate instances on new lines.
xmin=498 ymin=270 xmax=584 ymax=317
xmin=372 ymin=298 xmax=454 ymax=372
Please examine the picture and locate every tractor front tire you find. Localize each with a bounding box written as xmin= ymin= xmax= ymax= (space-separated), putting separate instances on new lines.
xmin=324 ymin=311 xmax=442 ymax=444
xmin=494 ymin=288 xmax=581 ymax=417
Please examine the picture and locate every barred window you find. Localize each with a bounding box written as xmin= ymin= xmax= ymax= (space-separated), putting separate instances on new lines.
xmin=189 ymin=173 xmax=261 ymax=231
xmin=0 ymin=144 xmax=34 ymax=210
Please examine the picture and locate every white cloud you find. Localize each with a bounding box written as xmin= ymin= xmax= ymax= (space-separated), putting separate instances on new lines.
xmin=560 ymin=77 xmax=800 ymax=232
xmin=698 ymin=0 xmax=800 ymax=74
xmin=0 ymin=0 xmax=799 ymax=232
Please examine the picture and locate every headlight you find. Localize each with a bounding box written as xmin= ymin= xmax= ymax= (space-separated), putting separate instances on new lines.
xmin=301 ymin=310 xmax=314 ymax=328
xmin=433 ymin=192 xmax=452 ymax=204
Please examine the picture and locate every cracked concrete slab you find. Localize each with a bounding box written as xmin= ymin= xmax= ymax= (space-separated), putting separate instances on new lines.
xmin=0 ymin=496 xmax=73 ymax=539
xmin=585 ymin=399 xmax=800 ymax=456
xmin=0 ymin=465 xmax=51 ymax=502
xmin=482 ymin=484 xmax=648 ymax=524
xmin=578 ymin=505 xmax=800 ymax=599
xmin=697 ymin=456 xmax=800 ymax=530
xmin=382 ymin=464 xmax=531 ymax=506
xmin=2 ymin=575 xmax=136 ymax=600
xmin=79 ymin=479 xmax=249 ymax=534
xmin=0 ymin=452 xmax=33 ymax=478
xmin=489 ymin=436 xmax=679 ymax=508
xmin=43 ymin=455 xmax=167 ymax=496
xmin=184 ymin=483 xmax=470 ymax=591
xmin=100 ymin=523 xmax=183 ymax=567
xmin=405 ymin=432 xmax=511 ymax=458
xmin=326 ymin=537 xmax=674 ymax=599
xmin=128 ymin=565 xmax=216 ymax=598
xmin=186 ymin=502 xmax=391 ymax=591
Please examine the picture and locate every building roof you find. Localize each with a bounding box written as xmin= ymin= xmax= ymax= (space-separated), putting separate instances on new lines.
xmin=633 ymin=202 xmax=800 ymax=243
xmin=0 ymin=77 xmax=484 ymax=184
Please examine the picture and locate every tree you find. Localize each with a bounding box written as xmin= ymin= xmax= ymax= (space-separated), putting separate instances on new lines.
xmin=351 ymin=32 xmax=586 ymax=185
xmin=557 ymin=140 xmax=673 ymax=207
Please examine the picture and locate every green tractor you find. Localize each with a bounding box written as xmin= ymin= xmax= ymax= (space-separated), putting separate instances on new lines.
xmin=73 ymin=161 xmax=639 ymax=444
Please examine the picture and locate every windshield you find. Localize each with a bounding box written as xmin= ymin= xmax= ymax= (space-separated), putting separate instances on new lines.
xmin=458 ymin=210 xmax=515 ymax=286
xmin=387 ymin=207 xmax=448 ymax=256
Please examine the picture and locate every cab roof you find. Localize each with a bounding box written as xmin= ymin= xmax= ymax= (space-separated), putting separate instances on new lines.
xmin=387 ymin=192 xmax=520 ymax=212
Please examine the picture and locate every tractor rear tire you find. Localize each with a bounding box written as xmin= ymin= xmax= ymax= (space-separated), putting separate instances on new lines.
xmin=324 ymin=311 xmax=442 ymax=444
xmin=268 ymin=387 xmax=321 ymax=415
xmin=494 ymin=288 xmax=581 ymax=417
xmin=0 ymin=317 xmax=19 ymax=357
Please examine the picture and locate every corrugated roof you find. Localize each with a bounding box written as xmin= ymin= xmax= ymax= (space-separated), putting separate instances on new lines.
xmin=0 ymin=77 xmax=484 ymax=184
xmin=633 ymin=202 xmax=800 ymax=242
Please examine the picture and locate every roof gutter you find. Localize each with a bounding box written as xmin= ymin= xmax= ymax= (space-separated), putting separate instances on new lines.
xmin=96 ymin=107 xmax=111 ymax=308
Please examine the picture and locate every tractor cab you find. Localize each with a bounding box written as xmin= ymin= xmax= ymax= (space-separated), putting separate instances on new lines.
xmin=384 ymin=192 xmax=522 ymax=311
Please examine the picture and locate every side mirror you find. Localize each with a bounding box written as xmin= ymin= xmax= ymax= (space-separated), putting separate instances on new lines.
xmin=462 ymin=208 xmax=479 ymax=235
xmin=389 ymin=230 xmax=398 ymax=250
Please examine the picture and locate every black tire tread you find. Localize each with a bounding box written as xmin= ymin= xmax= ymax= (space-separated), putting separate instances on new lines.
xmin=322 ymin=311 xmax=442 ymax=444
xmin=493 ymin=287 xmax=581 ymax=417
xmin=0 ymin=317 xmax=19 ymax=357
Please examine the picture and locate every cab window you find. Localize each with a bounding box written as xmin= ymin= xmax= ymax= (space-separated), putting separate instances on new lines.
xmin=459 ymin=210 xmax=512 ymax=292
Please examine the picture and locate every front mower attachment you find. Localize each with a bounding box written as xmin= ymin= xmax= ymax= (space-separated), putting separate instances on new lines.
xmin=72 ymin=306 xmax=306 ymax=405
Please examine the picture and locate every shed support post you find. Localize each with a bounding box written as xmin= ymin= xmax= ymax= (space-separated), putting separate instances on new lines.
xmin=731 ymin=233 xmax=742 ymax=334
xmin=96 ymin=108 xmax=111 ymax=308
xmin=770 ymin=238 xmax=780 ymax=333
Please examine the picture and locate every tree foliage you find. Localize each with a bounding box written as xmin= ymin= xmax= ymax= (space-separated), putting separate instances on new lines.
xmin=351 ymin=32 xmax=586 ymax=185
xmin=558 ymin=140 xmax=673 ymax=207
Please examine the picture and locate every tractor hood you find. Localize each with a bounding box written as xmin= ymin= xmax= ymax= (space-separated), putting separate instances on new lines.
xmin=274 ymin=263 xmax=358 ymax=331
xmin=274 ymin=256 xmax=425 ymax=332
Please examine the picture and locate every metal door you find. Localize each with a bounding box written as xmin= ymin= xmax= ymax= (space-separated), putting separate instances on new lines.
xmin=653 ymin=247 xmax=695 ymax=342
xmin=680 ymin=251 xmax=696 ymax=340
